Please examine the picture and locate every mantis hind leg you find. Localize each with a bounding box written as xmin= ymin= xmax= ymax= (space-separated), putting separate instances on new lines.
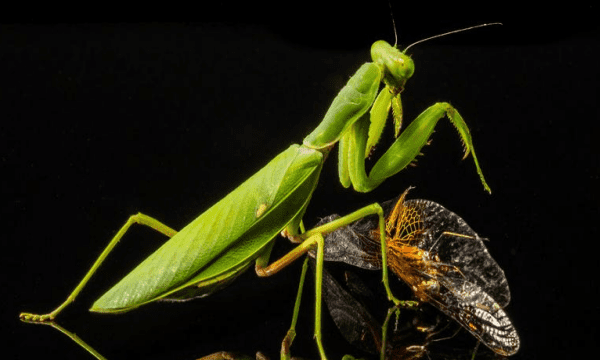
xmin=19 ymin=213 xmax=177 ymax=323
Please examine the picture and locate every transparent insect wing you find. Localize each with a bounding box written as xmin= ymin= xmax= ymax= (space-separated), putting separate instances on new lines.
xmin=424 ymin=275 xmax=520 ymax=356
xmin=385 ymin=197 xmax=519 ymax=355
xmin=315 ymin=214 xmax=382 ymax=270
xmin=313 ymin=259 xmax=382 ymax=354
xmin=402 ymin=199 xmax=511 ymax=308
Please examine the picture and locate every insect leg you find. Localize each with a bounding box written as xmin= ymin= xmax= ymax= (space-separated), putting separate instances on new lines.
xmin=280 ymin=257 xmax=309 ymax=360
xmin=342 ymin=102 xmax=491 ymax=193
xmin=254 ymin=233 xmax=327 ymax=359
xmin=429 ymin=230 xmax=479 ymax=254
xmin=19 ymin=213 xmax=177 ymax=323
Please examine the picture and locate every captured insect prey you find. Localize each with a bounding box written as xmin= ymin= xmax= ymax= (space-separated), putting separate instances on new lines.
xmin=313 ymin=188 xmax=520 ymax=356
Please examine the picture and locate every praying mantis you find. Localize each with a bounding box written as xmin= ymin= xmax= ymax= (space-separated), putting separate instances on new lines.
xmin=19 ymin=25 xmax=498 ymax=359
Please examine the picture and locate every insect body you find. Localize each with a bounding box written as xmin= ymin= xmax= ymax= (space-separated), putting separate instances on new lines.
xmin=20 ymin=39 xmax=491 ymax=359
xmin=316 ymin=188 xmax=520 ymax=356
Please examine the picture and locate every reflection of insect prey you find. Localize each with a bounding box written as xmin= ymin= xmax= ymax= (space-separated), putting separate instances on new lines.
xmin=316 ymin=188 xmax=520 ymax=356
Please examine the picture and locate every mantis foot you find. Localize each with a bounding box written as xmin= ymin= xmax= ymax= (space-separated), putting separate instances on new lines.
xmin=19 ymin=311 xmax=55 ymax=323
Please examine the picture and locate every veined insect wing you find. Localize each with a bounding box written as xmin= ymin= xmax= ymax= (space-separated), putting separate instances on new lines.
xmin=314 ymin=214 xmax=382 ymax=270
xmin=312 ymin=259 xmax=382 ymax=354
xmin=427 ymin=278 xmax=520 ymax=356
xmin=380 ymin=195 xmax=519 ymax=355
xmin=399 ymin=198 xmax=511 ymax=308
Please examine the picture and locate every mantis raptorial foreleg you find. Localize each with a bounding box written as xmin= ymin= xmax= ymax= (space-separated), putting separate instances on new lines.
xmin=340 ymin=102 xmax=489 ymax=193
xmin=19 ymin=213 xmax=177 ymax=323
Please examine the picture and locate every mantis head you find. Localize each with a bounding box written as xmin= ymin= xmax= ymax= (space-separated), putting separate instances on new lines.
xmin=371 ymin=40 xmax=414 ymax=91
xmin=371 ymin=23 xmax=503 ymax=93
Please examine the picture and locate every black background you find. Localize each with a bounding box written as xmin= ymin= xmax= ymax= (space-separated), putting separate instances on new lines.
xmin=3 ymin=3 xmax=599 ymax=360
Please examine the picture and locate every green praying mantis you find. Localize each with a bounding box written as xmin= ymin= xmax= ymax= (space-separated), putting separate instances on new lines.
xmin=20 ymin=25 xmax=497 ymax=359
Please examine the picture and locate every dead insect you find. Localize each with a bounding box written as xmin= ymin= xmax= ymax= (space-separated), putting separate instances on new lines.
xmin=314 ymin=188 xmax=520 ymax=356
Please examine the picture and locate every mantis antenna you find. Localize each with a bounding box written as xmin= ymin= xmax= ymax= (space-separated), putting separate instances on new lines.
xmin=403 ymin=23 xmax=503 ymax=52
xmin=388 ymin=0 xmax=398 ymax=47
